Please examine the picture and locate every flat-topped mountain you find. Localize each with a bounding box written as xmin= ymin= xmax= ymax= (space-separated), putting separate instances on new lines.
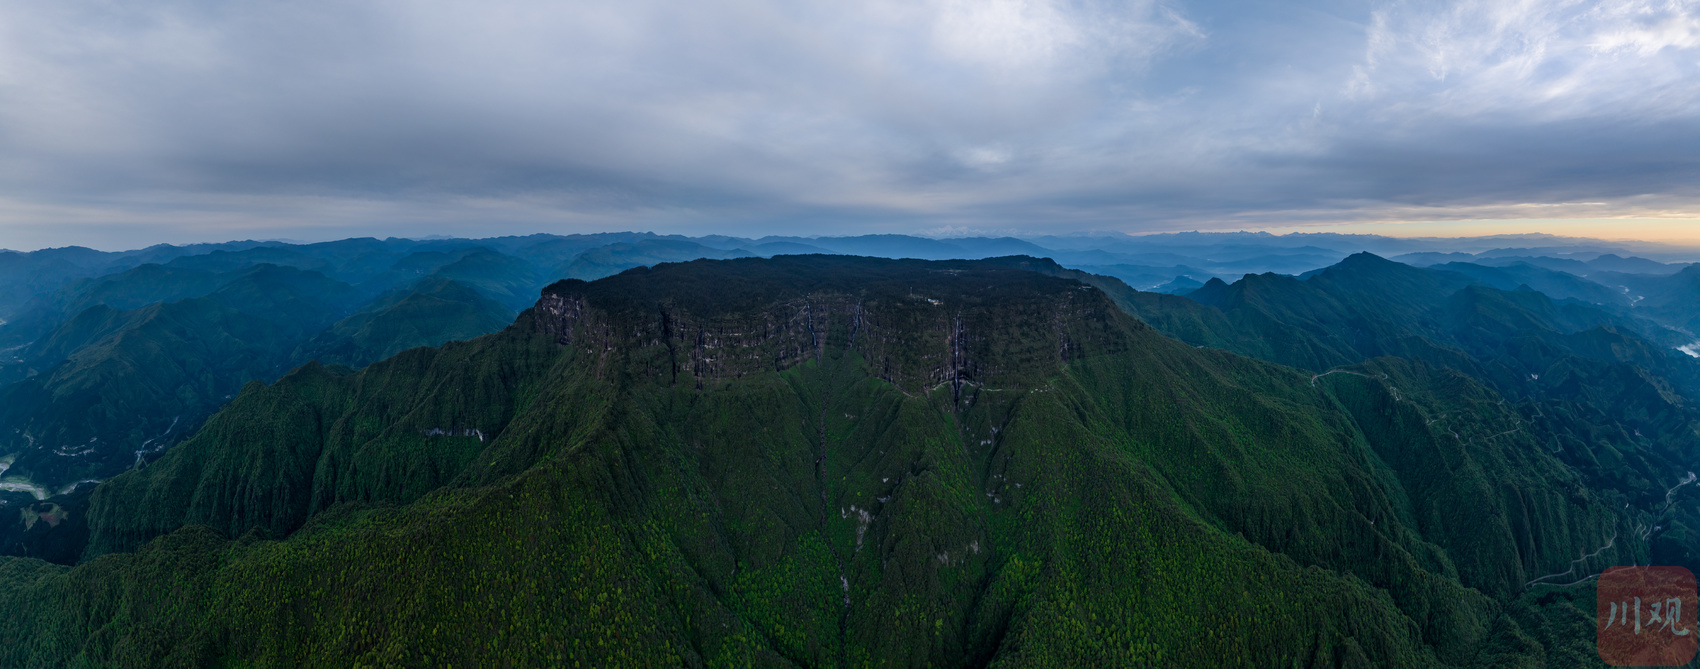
xmin=0 ymin=254 xmax=1653 ymax=666
xmin=533 ymin=255 xmax=1124 ymax=393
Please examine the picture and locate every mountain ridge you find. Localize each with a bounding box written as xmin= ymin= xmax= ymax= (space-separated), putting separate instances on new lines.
xmin=0 ymin=254 xmax=1653 ymax=666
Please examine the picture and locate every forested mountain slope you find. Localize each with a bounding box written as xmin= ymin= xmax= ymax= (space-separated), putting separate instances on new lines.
xmin=0 ymin=238 xmax=684 ymax=518
xmin=1427 ymin=261 xmax=1632 ymax=310
xmin=1108 ymin=253 xmax=1700 ymax=584
xmin=1604 ymin=264 xmax=1700 ymax=333
xmin=289 ymin=277 xmax=517 ymax=369
xmin=0 ymin=266 xmax=364 ymax=491
xmin=0 ymin=255 xmax=1657 ymax=667
xmin=0 ymin=264 xmax=242 ymax=350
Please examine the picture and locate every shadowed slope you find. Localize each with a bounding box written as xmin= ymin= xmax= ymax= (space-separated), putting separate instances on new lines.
xmin=0 ymin=255 xmax=1636 ymax=667
xmin=290 ymin=277 xmax=516 ymax=368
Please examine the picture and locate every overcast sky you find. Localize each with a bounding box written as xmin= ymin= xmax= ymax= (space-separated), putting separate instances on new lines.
xmin=2 ymin=0 xmax=1698 ymax=250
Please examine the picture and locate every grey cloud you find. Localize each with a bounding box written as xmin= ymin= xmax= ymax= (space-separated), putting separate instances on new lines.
xmin=0 ymin=0 xmax=1697 ymax=250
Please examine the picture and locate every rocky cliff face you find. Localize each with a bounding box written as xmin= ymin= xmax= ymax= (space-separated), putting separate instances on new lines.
xmin=532 ymin=256 xmax=1128 ymax=395
xmin=0 ymin=254 xmax=1639 ymax=667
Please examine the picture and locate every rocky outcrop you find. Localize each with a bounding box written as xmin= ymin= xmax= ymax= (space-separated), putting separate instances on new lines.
xmin=532 ymin=256 xmax=1129 ymax=394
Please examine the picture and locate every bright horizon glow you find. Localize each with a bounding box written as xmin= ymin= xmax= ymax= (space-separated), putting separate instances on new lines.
xmin=2 ymin=0 xmax=1698 ymax=250
xmin=6 ymin=219 xmax=1700 ymax=255
xmin=1248 ymin=219 xmax=1700 ymax=248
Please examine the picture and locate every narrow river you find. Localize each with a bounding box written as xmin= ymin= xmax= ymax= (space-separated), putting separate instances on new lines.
xmin=0 ymin=456 xmax=56 ymax=500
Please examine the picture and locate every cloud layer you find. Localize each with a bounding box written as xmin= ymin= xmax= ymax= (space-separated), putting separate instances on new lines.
xmin=1 ymin=0 xmax=1697 ymax=248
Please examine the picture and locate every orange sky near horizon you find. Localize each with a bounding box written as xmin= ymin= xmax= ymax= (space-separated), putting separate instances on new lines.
xmin=1246 ymin=219 xmax=1700 ymax=247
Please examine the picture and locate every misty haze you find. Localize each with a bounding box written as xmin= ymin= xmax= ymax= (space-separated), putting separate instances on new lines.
xmin=3 ymin=0 xmax=1700 ymax=667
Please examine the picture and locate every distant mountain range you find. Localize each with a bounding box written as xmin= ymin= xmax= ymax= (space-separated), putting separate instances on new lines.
xmin=1 ymin=233 xmax=1699 ymax=665
xmin=2 ymin=232 xmax=1696 ymax=503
